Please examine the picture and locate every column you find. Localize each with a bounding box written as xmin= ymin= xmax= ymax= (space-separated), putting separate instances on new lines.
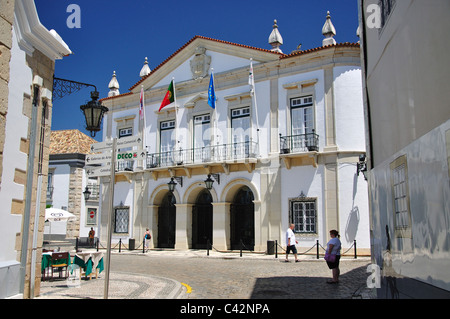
xmin=324 ymin=157 xmax=339 ymax=234
xmin=147 ymin=205 xmax=159 ymax=249
xmin=212 ymin=202 xmax=231 ymax=251
xmin=175 ymin=203 xmax=193 ymax=249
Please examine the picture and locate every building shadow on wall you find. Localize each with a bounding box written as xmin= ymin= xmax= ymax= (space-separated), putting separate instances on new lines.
xmin=345 ymin=206 xmax=360 ymax=243
xmin=249 ymin=264 xmax=369 ymax=299
xmin=345 ymin=173 xmax=361 ymax=242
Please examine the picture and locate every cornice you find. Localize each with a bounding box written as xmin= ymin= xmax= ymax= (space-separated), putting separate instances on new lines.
xmin=13 ymin=0 xmax=72 ymax=60
xmin=101 ymin=43 xmax=361 ymax=113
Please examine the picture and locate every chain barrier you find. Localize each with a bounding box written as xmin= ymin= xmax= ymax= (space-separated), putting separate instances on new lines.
xmin=82 ymin=237 xmax=358 ymax=259
xmin=207 ymin=239 xmax=358 ymax=259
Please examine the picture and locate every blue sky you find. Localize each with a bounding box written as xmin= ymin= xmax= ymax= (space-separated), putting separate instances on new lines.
xmin=35 ymin=0 xmax=360 ymax=141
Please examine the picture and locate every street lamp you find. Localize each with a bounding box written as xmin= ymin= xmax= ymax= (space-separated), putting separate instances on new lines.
xmin=80 ymin=91 xmax=109 ymax=137
xmin=53 ymin=77 xmax=109 ymax=138
xmin=204 ymin=174 xmax=220 ymax=190
xmin=167 ymin=177 xmax=183 ymax=192
xmin=168 ymin=178 xmax=177 ymax=193
xmin=83 ymin=186 xmax=91 ymax=200
xmin=357 ymin=154 xmax=368 ymax=181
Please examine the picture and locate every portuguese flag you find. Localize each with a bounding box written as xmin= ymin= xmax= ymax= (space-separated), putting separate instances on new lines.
xmin=159 ymin=80 xmax=175 ymax=111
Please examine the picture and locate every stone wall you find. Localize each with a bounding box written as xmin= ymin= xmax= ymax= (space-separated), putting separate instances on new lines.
xmin=0 ymin=0 xmax=15 ymax=190
xmin=66 ymin=166 xmax=83 ymax=238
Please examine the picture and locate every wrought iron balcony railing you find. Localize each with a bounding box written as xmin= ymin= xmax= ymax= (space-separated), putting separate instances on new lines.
xmin=146 ymin=141 xmax=259 ymax=169
xmin=279 ymin=131 xmax=319 ymax=154
xmin=117 ymin=160 xmax=134 ymax=172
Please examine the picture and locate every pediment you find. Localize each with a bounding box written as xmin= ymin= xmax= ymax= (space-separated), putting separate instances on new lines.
xmin=184 ymin=93 xmax=208 ymax=108
xmin=130 ymin=36 xmax=281 ymax=93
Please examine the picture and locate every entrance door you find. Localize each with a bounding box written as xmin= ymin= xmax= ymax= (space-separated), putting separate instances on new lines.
xmin=192 ymin=189 xmax=213 ymax=249
xmin=158 ymin=192 xmax=176 ymax=248
xmin=230 ymin=186 xmax=255 ymax=250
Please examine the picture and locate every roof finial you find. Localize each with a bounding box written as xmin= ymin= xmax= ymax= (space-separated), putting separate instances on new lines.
xmin=268 ymin=19 xmax=283 ymax=53
xmin=322 ymin=11 xmax=337 ymax=46
xmin=108 ymin=71 xmax=120 ymax=97
xmin=140 ymin=57 xmax=151 ymax=78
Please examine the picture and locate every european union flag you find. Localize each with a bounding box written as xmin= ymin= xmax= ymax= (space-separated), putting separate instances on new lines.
xmin=208 ymin=72 xmax=216 ymax=109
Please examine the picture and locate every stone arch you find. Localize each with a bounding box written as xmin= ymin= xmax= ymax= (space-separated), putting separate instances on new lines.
xmin=220 ymin=178 xmax=260 ymax=203
xmin=149 ymin=182 xmax=180 ymax=205
xmin=183 ymin=179 xmax=218 ymax=204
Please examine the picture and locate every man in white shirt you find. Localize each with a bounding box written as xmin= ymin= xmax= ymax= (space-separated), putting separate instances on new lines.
xmin=285 ymin=223 xmax=299 ymax=262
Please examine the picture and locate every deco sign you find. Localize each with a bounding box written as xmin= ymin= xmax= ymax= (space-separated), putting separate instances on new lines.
xmin=117 ymin=152 xmax=138 ymax=160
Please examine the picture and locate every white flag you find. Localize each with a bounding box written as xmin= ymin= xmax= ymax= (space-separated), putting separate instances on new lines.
xmin=249 ymin=60 xmax=255 ymax=96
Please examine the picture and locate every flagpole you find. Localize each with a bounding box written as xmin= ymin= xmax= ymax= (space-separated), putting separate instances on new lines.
xmin=140 ymin=85 xmax=147 ymax=172
xmin=211 ymin=69 xmax=218 ymax=147
xmin=140 ymin=85 xmax=146 ymax=149
xmin=250 ymin=58 xmax=260 ymax=150
xmin=172 ymin=77 xmax=180 ymax=152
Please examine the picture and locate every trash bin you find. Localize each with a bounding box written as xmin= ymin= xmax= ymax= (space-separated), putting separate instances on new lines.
xmin=128 ymin=238 xmax=135 ymax=250
xmin=267 ymin=240 xmax=275 ymax=255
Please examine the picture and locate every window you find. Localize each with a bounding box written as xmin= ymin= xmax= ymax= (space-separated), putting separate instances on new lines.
xmin=47 ymin=171 xmax=54 ymax=201
xmin=291 ymin=96 xmax=314 ymax=135
xmin=114 ymin=206 xmax=129 ymax=233
xmin=193 ymin=114 xmax=211 ymax=162
xmin=390 ymin=155 xmax=411 ymax=237
xmin=290 ymin=96 xmax=314 ymax=152
xmin=87 ymin=177 xmax=99 ymax=200
xmin=119 ymin=127 xmax=133 ymax=138
xmin=231 ymin=107 xmax=251 ymax=157
xmin=118 ymin=127 xmax=134 ymax=171
xmin=378 ymin=0 xmax=396 ymax=33
xmin=289 ymin=198 xmax=317 ymax=234
xmin=160 ymin=120 xmax=176 ymax=166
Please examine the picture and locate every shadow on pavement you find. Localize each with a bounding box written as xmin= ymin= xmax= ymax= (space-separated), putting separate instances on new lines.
xmin=250 ymin=265 xmax=369 ymax=299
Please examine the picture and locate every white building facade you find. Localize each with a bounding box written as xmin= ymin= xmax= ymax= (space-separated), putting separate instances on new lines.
xmin=46 ymin=130 xmax=100 ymax=241
xmin=98 ymin=17 xmax=370 ymax=255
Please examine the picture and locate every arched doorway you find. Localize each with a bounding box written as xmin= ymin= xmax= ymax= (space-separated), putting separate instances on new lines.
xmin=230 ymin=186 xmax=255 ymax=250
xmin=158 ymin=191 xmax=176 ymax=248
xmin=192 ymin=189 xmax=213 ymax=249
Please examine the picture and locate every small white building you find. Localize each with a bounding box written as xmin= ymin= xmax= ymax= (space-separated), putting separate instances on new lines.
xmin=97 ymin=15 xmax=370 ymax=255
xmin=46 ymin=130 xmax=99 ymax=241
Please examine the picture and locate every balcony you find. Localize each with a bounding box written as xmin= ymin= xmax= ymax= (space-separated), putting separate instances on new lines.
xmin=146 ymin=141 xmax=259 ymax=178
xmin=279 ymin=131 xmax=319 ymax=169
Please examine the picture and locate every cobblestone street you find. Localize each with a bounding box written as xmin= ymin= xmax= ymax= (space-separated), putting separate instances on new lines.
xmin=110 ymin=252 xmax=371 ymax=299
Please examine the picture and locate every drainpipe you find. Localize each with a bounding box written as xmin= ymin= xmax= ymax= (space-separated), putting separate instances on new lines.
xmin=19 ymin=78 xmax=41 ymax=297
xmin=30 ymin=92 xmax=50 ymax=298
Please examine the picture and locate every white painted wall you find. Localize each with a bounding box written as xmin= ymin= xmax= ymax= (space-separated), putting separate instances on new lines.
xmin=370 ymin=119 xmax=450 ymax=292
xmin=0 ymin=29 xmax=32 ymax=263
xmin=334 ymin=66 xmax=365 ymax=151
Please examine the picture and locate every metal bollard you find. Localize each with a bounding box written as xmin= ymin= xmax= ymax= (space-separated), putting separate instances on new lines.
xmin=275 ymin=240 xmax=278 ymax=259
xmin=240 ymin=239 xmax=243 ymax=257
xmin=119 ymin=239 xmax=122 ymax=253
xmin=316 ymin=240 xmax=320 ymax=259
xmin=354 ymin=240 xmax=357 ymax=259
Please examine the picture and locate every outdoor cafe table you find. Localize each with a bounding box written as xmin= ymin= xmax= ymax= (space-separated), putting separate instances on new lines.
xmin=41 ymin=252 xmax=71 ymax=280
xmin=73 ymin=252 xmax=104 ymax=279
